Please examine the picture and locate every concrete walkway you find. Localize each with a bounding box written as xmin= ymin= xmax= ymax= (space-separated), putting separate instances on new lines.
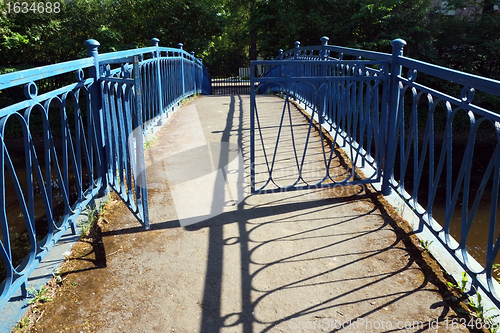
xmin=25 ymin=95 xmax=469 ymax=332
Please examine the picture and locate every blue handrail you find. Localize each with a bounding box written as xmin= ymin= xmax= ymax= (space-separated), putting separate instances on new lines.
xmin=256 ymin=37 xmax=500 ymax=308
xmin=0 ymin=38 xmax=209 ymax=310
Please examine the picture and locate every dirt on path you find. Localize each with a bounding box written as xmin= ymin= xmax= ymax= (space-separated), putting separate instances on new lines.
xmin=15 ymin=96 xmax=478 ymax=332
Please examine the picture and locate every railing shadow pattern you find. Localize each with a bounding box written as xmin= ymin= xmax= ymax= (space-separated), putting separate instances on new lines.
xmin=253 ymin=37 xmax=500 ymax=308
xmin=187 ymin=95 xmax=456 ymax=332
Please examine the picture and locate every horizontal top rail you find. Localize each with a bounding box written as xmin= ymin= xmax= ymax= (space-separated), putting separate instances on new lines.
xmin=0 ymin=42 xmax=204 ymax=92
xmin=280 ymin=40 xmax=392 ymax=61
xmin=254 ymin=59 xmax=390 ymax=83
xmin=398 ymin=56 xmax=500 ymax=97
xmin=97 ymin=46 xmax=156 ymax=62
xmin=0 ymin=58 xmax=94 ymax=90
xmin=254 ymin=76 xmax=387 ymax=83
xmin=98 ymin=46 xmax=193 ymax=62
xmin=254 ymin=59 xmax=390 ymax=65
xmin=323 ymin=45 xmax=392 ymax=61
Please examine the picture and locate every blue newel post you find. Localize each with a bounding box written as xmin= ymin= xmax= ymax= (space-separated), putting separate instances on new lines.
xmin=320 ymin=36 xmax=329 ymax=59
xmin=132 ymin=55 xmax=150 ymax=229
xmin=178 ymin=43 xmax=186 ymax=98
xmin=382 ymin=38 xmax=407 ymax=195
xmin=151 ymin=38 xmax=164 ymax=123
xmin=293 ymin=41 xmax=301 ymax=100
xmin=151 ymin=37 xmax=160 ymax=57
xmin=191 ymin=51 xmax=197 ymax=94
xmin=294 ymin=41 xmax=301 ymax=59
xmin=84 ymin=39 xmax=107 ymax=199
xmin=320 ymin=37 xmax=329 ymax=124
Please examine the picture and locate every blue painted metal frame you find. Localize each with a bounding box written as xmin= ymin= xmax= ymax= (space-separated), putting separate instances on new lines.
xmin=250 ymin=40 xmax=390 ymax=193
xmin=100 ymin=57 xmax=150 ymax=229
xmin=0 ymin=55 xmax=103 ymax=310
xmin=387 ymin=42 xmax=500 ymax=307
xmin=0 ymin=38 xmax=208 ymax=311
xmin=254 ymin=37 xmax=500 ymax=307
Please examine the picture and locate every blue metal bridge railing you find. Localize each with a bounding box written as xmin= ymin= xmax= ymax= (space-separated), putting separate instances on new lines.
xmin=0 ymin=38 xmax=209 ymax=310
xmin=251 ymin=37 xmax=500 ymax=308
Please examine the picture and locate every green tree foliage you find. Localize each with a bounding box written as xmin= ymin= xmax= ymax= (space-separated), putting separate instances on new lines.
xmin=0 ymin=0 xmax=64 ymax=66
xmin=203 ymin=0 xmax=256 ymax=75
xmin=105 ymin=0 xmax=226 ymax=54
xmin=0 ymin=0 xmax=226 ymax=67
xmin=252 ymin=0 xmax=434 ymax=58
xmin=424 ymin=0 xmax=500 ymax=78
xmin=251 ymin=0 xmax=499 ymax=79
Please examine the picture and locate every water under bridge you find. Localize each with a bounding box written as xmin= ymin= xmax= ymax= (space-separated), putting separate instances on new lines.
xmin=0 ymin=37 xmax=500 ymax=332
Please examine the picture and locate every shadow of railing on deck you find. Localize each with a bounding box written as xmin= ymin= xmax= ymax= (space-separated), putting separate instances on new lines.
xmin=177 ymin=95 xmax=457 ymax=332
xmin=251 ymin=37 xmax=500 ymax=312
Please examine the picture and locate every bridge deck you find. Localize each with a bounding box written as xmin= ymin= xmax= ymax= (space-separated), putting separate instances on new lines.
xmin=28 ymin=95 xmax=467 ymax=332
